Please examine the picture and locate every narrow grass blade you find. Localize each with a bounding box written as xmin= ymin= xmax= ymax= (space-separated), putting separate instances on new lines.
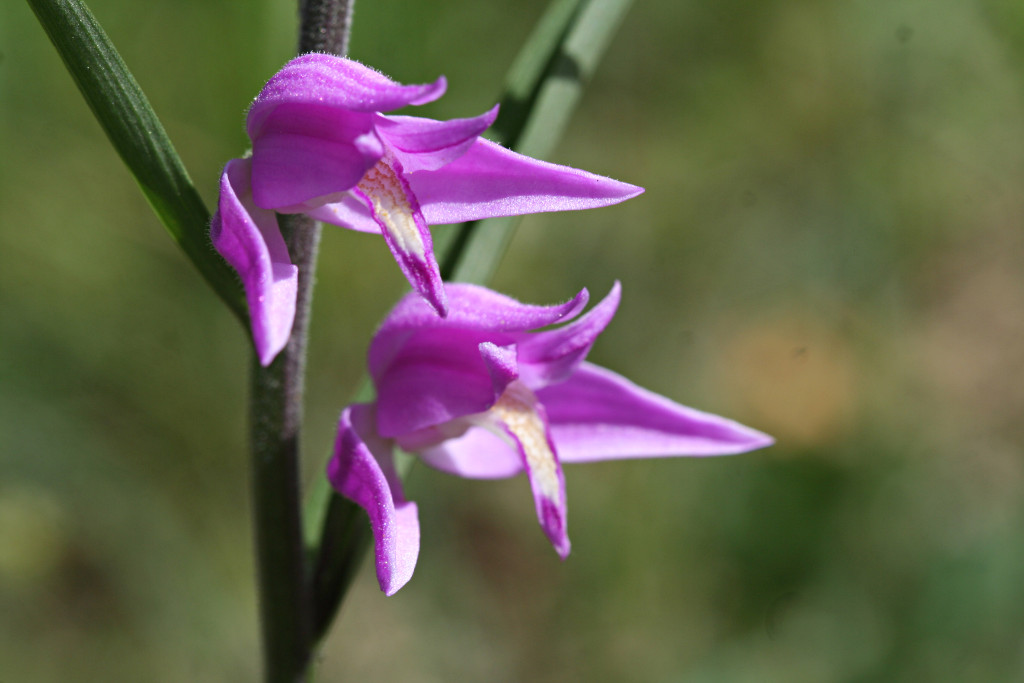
xmin=27 ymin=0 xmax=247 ymax=322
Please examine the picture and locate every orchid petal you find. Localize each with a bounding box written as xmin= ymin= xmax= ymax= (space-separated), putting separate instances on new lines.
xmin=374 ymin=327 xmax=498 ymax=437
xmin=327 ymin=404 xmax=420 ymax=596
xmin=491 ymin=382 xmax=570 ymax=557
xmin=306 ymin=195 xmax=378 ymax=233
xmin=370 ymin=284 xmax=589 ymax=376
xmin=479 ymin=341 xmax=519 ymax=398
xmin=375 ymin=106 xmax=500 ymax=173
xmin=248 ymin=54 xmax=446 ymax=138
xmin=371 ymin=287 xmax=590 ymax=435
xmin=409 ymin=137 xmax=644 ymax=225
xmin=209 ymin=158 xmax=297 ymax=366
xmin=250 ymin=105 xmax=383 ymax=209
xmin=354 ymin=156 xmax=447 ymax=316
xmin=518 ymin=282 xmax=621 ymax=388
xmin=416 ymin=426 xmax=525 ymax=479
xmin=538 ymin=362 xmax=774 ymax=461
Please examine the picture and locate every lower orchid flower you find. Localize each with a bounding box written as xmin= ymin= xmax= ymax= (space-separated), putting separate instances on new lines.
xmin=210 ymin=54 xmax=643 ymax=366
xmin=327 ymin=283 xmax=773 ymax=595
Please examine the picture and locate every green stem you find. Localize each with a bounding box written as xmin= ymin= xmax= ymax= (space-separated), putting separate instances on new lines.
xmin=250 ymin=323 xmax=312 ymax=682
xmin=248 ymin=2 xmax=355 ymax=681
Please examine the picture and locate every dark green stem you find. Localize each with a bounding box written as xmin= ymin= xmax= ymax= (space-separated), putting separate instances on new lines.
xmin=299 ymin=0 xmax=356 ymax=55
xmin=250 ymin=329 xmax=312 ymax=683
xmin=249 ymin=1 xmax=354 ymax=681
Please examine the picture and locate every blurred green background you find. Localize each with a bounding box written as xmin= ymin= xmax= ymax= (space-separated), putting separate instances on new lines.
xmin=4 ymin=0 xmax=1024 ymax=680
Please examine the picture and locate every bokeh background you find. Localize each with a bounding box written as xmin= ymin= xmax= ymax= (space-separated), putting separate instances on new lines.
xmin=4 ymin=0 xmax=1024 ymax=680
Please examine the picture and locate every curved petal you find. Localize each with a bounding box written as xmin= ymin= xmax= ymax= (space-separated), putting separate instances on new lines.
xmin=538 ymin=362 xmax=774 ymax=461
xmin=479 ymin=342 xmax=519 ymax=398
xmin=210 ymin=158 xmax=297 ymax=366
xmin=371 ymin=287 xmax=590 ymax=436
xmin=410 ymin=137 xmax=644 ymax=225
xmin=248 ymin=54 xmax=446 ymax=138
xmin=491 ymin=382 xmax=570 ymax=557
xmin=376 ymin=106 xmax=499 ymax=173
xmin=370 ymin=285 xmax=590 ymax=376
xmin=250 ymin=105 xmax=383 ymax=209
xmin=354 ymin=156 xmax=447 ymax=316
xmin=374 ymin=328 xmax=499 ymax=437
xmin=518 ymin=282 xmax=621 ymax=389
xmin=306 ymin=194 xmax=379 ymax=233
xmin=416 ymin=425 xmax=524 ymax=479
xmin=327 ymin=404 xmax=420 ymax=596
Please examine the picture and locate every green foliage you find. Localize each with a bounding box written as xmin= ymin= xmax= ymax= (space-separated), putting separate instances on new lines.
xmin=5 ymin=0 xmax=1024 ymax=681
xmin=25 ymin=0 xmax=246 ymax=322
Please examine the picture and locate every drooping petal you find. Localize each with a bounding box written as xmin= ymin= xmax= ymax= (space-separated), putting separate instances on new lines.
xmin=490 ymin=381 xmax=570 ymax=557
xmin=210 ymin=158 xmax=297 ymax=366
xmin=248 ymin=54 xmax=446 ymax=138
xmin=353 ymin=156 xmax=447 ymax=316
xmin=408 ymin=137 xmax=644 ymax=225
xmin=538 ymin=362 xmax=774 ymax=461
xmin=517 ymin=282 xmax=621 ymax=388
xmin=249 ymin=105 xmax=383 ymax=209
xmin=327 ymin=404 xmax=420 ymax=596
xmin=375 ymin=106 xmax=499 ymax=173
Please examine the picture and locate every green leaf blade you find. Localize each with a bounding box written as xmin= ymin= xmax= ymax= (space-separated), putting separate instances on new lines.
xmin=27 ymin=0 xmax=246 ymax=322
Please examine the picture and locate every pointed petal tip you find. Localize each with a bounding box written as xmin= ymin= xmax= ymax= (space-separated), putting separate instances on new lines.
xmin=537 ymin=487 xmax=571 ymax=559
xmin=746 ymin=430 xmax=776 ymax=451
xmin=564 ymin=287 xmax=590 ymax=319
xmin=483 ymin=103 xmax=500 ymax=125
xmin=411 ymin=75 xmax=447 ymax=106
xmin=423 ymin=286 xmax=449 ymax=318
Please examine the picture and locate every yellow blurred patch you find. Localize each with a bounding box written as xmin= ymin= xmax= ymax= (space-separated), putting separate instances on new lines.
xmin=718 ymin=314 xmax=859 ymax=449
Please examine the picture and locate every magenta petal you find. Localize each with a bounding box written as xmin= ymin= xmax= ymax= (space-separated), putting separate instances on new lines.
xmin=210 ymin=158 xmax=297 ymax=366
xmin=492 ymin=385 xmax=570 ymax=557
xmin=250 ymin=105 xmax=384 ymax=209
xmin=371 ymin=287 xmax=590 ymax=435
xmin=375 ymin=106 xmax=499 ymax=172
xmin=538 ymin=362 xmax=774 ymax=461
xmin=306 ymin=195 xmax=378 ymax=233
xmin=518 ymin=282 xmax=621 ymax=388
xmin=479 ymin=342 xmax=519 ymax=397
xmin=248 ymin=54 xmax=446 ymax=138
xmin=354 ymin=156 xmax=447 ymax=316
xmin=410 ymin=137 xmax=644 ymax=225
xmin=417 ymin=426 xmax=525 ymax=479
xmin=371 ymin=285 xmax=589 ymax=375
xmin=374 ymin=328 xmax=499 ymax=437
xmin=327 ymin=404 xmax=419 ymax=596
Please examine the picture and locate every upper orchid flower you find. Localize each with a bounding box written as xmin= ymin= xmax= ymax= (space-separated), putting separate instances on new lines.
xmin=328 ymin=283 xmax=773 ymax=595
xmin=210 ymin=54 xmax=644 ymax=365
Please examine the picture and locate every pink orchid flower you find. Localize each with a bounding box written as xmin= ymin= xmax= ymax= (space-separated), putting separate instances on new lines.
xmin=328 ymin=283 xmax=773 ymax=595
xmin=211 ymin=55 xmax=643 ymax=365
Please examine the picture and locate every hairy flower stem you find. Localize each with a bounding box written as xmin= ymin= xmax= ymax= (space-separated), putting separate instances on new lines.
xmin=249 ymin=2 xmax=354 ymax=682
